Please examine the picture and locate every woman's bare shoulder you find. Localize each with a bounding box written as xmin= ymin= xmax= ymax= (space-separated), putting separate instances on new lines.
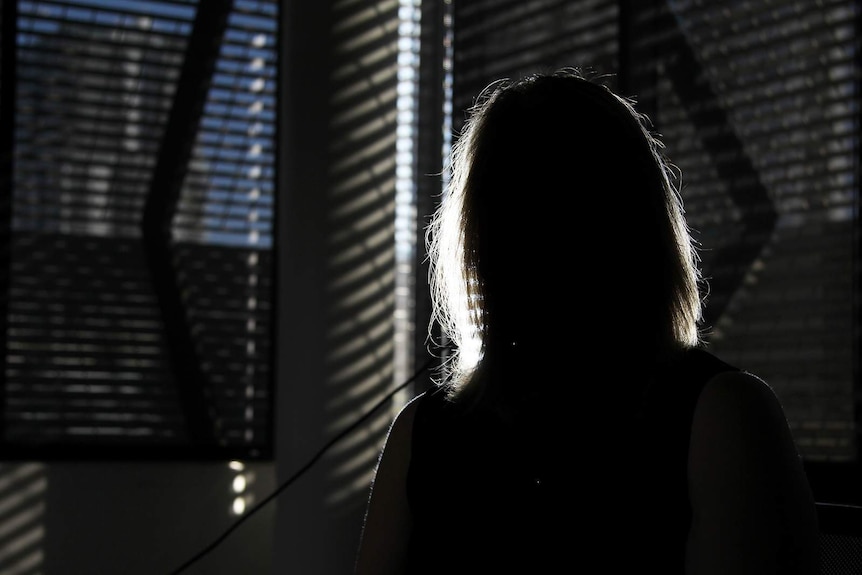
xmin=689 ymin=368 xmax=800 ymax=479
xmin=374 ymin=390 xmax=430 ymax=471
xmin=695 ymin=369 xmax=785 ymax=424
xmin=686 ymin=368 xmax=819 ymax=574
xmin=354 ymin=392 xmax=428 ymax=575
xmin=386 ymin=392 xmax=421 ymax=441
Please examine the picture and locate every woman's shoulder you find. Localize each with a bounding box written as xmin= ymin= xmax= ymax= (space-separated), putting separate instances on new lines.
xmin=387 ymin=387 xmax=447 ymax=441
xmin=687 ymin=367 xmax=819 ymax=573
xmin=388 ymin=391 xmax=425 ymax=438
xmin=695 ymin=368 xmax=785 ymax=429
xmin=689 ymin=367 xmax=796 ymax=467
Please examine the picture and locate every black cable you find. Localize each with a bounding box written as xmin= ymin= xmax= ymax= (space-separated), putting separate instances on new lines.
xmin=167 ymin=356 xmax=435 ymax=575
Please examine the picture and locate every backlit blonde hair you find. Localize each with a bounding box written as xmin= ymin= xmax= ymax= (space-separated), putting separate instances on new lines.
xmin=426 ymin=67 xmax=703 ymax=404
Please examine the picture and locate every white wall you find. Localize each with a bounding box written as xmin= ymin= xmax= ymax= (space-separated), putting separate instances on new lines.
xmin=0 ymin=461 xmax=275 ymax=575
xmin=273 ymin=1 xmax=402 ymax=573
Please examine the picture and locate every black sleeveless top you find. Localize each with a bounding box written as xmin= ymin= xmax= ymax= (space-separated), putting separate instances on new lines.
xmin=404 ymin=348 xmax=738 ymax=574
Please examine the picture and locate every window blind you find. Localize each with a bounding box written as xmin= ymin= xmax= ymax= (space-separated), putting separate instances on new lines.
xmin=452 ymin=0 xmax=619 ymax=118
xmin=1 ymin=0 xmax=278 ymax=459
xmin=624 ymin=0 xmax=859 ymax=463
xmin=449 ymin=0 xmax=860 ymax=463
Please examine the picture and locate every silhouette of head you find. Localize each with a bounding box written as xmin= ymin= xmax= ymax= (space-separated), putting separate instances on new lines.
xmin=427 ymin=67 xmax=702 ymax=398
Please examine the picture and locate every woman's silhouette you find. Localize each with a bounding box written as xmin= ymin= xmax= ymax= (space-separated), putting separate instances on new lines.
xmin=355 ymin=67 xmax=819 ymax=575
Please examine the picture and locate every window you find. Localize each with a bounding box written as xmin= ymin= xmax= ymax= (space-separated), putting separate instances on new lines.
xmin=0 ymin=0 xmax=279 ymax=459
xmin=439 ymin=0 xmax=861 ymax=504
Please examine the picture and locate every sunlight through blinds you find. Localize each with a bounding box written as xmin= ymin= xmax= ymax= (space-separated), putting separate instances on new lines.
xmin=625 ymin=0 xmax=859 ymax=462
xmin=450 ymin=0 xmax=860 ymax=462
xmin=2 ymin=0 xmax=278 ymax=459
